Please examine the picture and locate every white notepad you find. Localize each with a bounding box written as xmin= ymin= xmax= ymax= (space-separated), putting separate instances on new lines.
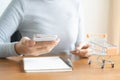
xmin=23 ymin=56 xmax=72 ymax=72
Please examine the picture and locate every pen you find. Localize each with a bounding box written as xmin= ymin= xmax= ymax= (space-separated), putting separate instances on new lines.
xmin=66 ymin=58 xmax=73 ymax=67
xmin=61 ymin=57 xmax=73 ymax=68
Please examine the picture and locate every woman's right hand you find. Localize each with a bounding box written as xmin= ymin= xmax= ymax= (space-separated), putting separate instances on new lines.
xmin=15 ymin=37 xmax=60 ymax=56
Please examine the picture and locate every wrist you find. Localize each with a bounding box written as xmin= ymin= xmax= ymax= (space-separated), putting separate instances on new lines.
xmin=14 ymin=42 xmax=21 ymax=55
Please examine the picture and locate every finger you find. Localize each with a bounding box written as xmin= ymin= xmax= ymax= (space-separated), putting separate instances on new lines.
xmin=28 ymin=40 xmax=36 ymax=47
xmin=70 ymin=50 xmax=75 ymax=54
xmin=78 ymin=49 xmax=89 ymax=57
xmin=70 ymin=50 xmax=79 ymax=55
xmin=30 ymin=47 xmax=51 ymax=56
xmin=77 ymin=42 xmax=90 ymax=49
xmin=77 ymin=43 xmax=90 ymax=49
xmin=82 ymin=44 xmax=90 ymax=49
xmin=71 ymin=49 xmax=89 ymax=57
xmin=79 ymin=49 xmax=88 ymax=54
xmin=21 ymin=37 xmax=35 ymax=47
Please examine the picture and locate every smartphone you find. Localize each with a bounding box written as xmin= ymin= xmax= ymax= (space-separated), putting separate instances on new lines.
xmin=33 ymin=34 xmax=57 ymax=41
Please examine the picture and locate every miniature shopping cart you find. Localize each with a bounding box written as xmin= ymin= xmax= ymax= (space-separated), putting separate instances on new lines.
xmin=86 ymin=34 xmax=118 ymax=69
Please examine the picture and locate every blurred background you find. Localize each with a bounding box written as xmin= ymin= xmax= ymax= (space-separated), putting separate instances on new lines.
xmin=0 ymin=0 xmax=119 ymax=53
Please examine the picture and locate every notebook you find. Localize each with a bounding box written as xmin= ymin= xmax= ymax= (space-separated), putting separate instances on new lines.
xmin=23 ymin=56 xmax=73 ymax=72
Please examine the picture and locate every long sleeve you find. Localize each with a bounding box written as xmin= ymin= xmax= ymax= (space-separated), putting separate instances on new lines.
xmin=0 ymin=0 xmax=24 ymax=57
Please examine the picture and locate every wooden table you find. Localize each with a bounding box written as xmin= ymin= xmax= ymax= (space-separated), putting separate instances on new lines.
xmin=0 ymin=55 xmax=120 ymax=80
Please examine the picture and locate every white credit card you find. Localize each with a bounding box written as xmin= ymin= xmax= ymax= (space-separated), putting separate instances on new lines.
xmin=33 ymin=34 xmax=57 ymax=41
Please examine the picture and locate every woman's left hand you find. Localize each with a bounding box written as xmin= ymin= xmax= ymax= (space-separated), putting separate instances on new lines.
xmin=70 ymin=42 xmax=90 ymax=58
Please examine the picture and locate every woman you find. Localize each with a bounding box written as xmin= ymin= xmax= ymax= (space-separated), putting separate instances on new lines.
xmin=0 ymin=0 xmax=89 ymax=58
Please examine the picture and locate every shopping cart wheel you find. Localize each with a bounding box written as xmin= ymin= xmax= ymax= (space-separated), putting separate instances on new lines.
xmin=88 ymin=60 xmax=91 ymax=65
xmin=102 ymin=60 xmax=105 ymax=64
xmin=101 ymin=65 xmax=104 ymax=69
xmin=111 ymin=64 xmax=114 ymax=68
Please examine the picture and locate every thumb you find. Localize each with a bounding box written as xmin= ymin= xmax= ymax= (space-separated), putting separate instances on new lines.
xmin=20 ymin=37 xmax=35 ymax=47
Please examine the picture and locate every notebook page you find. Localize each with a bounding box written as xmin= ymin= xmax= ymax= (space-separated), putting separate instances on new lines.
xmin=24 ymin=56 xmax=71 ymax=71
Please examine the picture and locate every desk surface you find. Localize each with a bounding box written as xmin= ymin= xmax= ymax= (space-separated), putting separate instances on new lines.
xmin=0 ymin=55 xmax=120 ymax=80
